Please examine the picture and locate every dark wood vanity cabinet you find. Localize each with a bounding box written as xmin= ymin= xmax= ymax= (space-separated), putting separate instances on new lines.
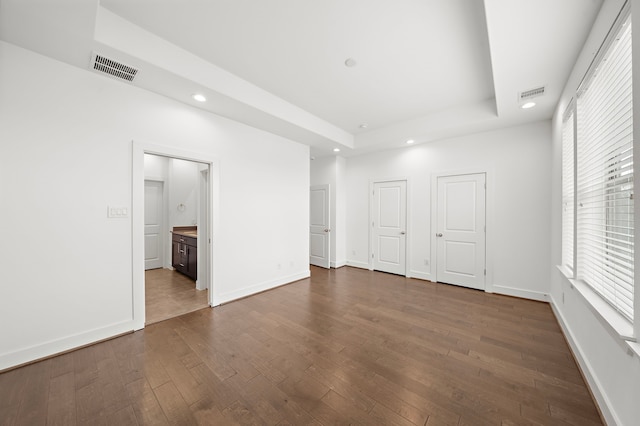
xmin=172 ymin=233 xmax=197 ymax=280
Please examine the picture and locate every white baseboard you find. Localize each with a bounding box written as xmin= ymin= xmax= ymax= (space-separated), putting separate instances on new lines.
xmin=491 ymin=284 xmax=548 ymax=302
xmin=0 ymin=320 xmax=135 ymax=371
xmin=331 ymin=260 xmax=347 ymax=268
xmin=346 ymin=260 xmax=370 ymax=270
xmin=550 ymin=296 xmax=618 ymax=426
xmin=408 ymin=270 xmax=433 ymax=281
xmin=214 ymin=270 xmax=310 ymax=306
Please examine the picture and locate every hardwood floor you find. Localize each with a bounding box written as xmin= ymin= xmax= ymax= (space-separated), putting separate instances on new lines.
xmin=145 ymin=268 xmax=209 ymax=325
xmin=0 ymin=266 xmax=602 ymax=425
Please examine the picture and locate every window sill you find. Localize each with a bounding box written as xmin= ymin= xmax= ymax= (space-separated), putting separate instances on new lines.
xmin=628 ymin=341 xmax=640 ymax=358
xmin=556 ymin=265 xmax=635 ymax=343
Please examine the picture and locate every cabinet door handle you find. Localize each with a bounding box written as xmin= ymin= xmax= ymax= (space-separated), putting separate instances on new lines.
xmin=179 ymin=263 xmax=185 ymax=267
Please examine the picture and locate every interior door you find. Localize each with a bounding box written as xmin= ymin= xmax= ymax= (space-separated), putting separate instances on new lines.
xmin=436 ymin=173 xmax=486 ymax=290
xmin=144 ymin=180 xmax=164 ymax=270
xmin=310 ymin=184 xmax=330 ymax=268
xmin=372 ymin=180 xmax=407 ymax=275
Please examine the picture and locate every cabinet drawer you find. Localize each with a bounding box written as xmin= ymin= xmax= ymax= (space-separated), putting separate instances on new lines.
xmin=172 ymin=233 xmax=196 ymax=246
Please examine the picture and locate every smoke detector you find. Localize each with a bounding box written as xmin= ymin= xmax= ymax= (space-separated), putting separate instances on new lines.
xmin=90 ymin=52 xmax=139 ymax=83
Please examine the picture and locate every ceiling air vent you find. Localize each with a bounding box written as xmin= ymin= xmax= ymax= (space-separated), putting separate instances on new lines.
xmin=519 ymin=86 xmax=545 ymax=101
xmin=90 ymin=53 xmax=138 ymax=82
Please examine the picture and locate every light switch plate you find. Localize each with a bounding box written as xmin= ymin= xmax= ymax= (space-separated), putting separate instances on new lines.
xmin=107 ymin=206 xmax=129 ymax=218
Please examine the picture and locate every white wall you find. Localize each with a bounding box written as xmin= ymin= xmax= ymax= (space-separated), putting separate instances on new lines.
xmin=0 ymin=41 xmax=310 ymax=370
xmin=144 ymin=153 xmax=168 ymax=180
xmin=310 ymin=156 xmax=347 ymax=267
xmin=346 ymin=121 xmax=552 ymax=300
xmin=548 ymin=0 xmax=640 ymax=424
xmin=169 ymin=158 xmax=199 ymax=227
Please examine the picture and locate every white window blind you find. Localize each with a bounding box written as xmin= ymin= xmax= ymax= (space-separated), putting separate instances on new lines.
xmin=576 ymin=15 xmax=634 ymax=321
xmin=562 ymin=108 xmax=575 ymax=272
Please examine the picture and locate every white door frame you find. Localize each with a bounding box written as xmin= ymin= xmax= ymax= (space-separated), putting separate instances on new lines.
xmin=368 ymin=177 xmax=410 ymax=276
xmin=197 ymin=167 xmax=210 ymax=291
xmin=431 ymin=169 xmax=493 ymax=293
xmin=132 ymin=141 xmax=220 ymax=330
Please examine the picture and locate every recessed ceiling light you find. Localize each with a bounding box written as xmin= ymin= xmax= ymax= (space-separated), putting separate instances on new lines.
xmin=192 ymin=93 xmax=207 ymax=102
xmin=333 ymin=148 xmax=341 ymax=152
xmin=406 ymin=139 xmax=415 ymax=144
xmin=521 ymin=101 xmax=536 ymax=109
xmin=359 ymin=123 xmax=368 ymax=129
xmin=344 ymin=58 xmax=357 ymax=67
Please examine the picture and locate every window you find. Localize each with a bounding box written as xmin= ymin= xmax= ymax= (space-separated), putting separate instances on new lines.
xmin=572 ymin=11 xmax=634 ymax=322
xmin=562 ymin=107 xmax=575 ymax=272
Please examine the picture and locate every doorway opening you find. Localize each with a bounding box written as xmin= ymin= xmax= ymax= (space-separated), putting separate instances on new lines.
xmin=132 ymin=142 xmax=218 ymax=330
xmin=143 ymin=154 xmax=209 ymax=324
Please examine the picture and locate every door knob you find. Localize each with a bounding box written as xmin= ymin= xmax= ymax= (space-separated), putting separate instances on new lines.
xmin=400 ymin=231 xmax=406 ymax=235
xmin=324 ymin=229 xmax=330 ymax=232
xmin=436 ymin=233 xmax=443 ymax=237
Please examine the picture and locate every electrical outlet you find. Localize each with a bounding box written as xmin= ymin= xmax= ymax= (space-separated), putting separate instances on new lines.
xmin=352 ymin=250 xmax=356 ymax=256
xmin=277 ymin=263 xmax=282 ymax=270
xmin=424 ymin=259 xmax=429 ymax=266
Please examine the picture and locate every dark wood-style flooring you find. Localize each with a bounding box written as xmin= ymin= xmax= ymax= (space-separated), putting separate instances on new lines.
xmin=0 ymin=266 xmax=602 ymax=425
xmin=145 ymin=268 xmax=209 ymax=325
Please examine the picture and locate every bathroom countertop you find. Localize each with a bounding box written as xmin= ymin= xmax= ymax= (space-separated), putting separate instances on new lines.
xmin=171 ymin=226 xmax=197 ymax=238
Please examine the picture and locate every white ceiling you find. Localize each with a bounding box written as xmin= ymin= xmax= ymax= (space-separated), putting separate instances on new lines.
xmin=0 ymin=0 xmax=603 ymax=157
xmin=100 ymin=0 xmax=495 ymax=134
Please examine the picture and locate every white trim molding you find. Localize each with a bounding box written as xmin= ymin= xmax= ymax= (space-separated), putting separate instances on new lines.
xmin=215 ymin=271 xmax=310 ymax=306
xmin=0 ymin=320 xmax=134 ymax=372
xmin=346 ymin=260 xmax=370 ymax=270
xmin=491 ymin=284 xmax=549 ymax=302
xmin=408 ymin=270 xmax=433 ymax=282
xmin=331 ymin=260 xmax=348 ymax=268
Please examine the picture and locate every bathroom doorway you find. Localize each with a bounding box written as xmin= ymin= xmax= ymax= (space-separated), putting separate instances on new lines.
xmin=132 ymin=142 xmax=218 ymax=329
xmin=143 ymin=154 xmax=210 ymax=324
